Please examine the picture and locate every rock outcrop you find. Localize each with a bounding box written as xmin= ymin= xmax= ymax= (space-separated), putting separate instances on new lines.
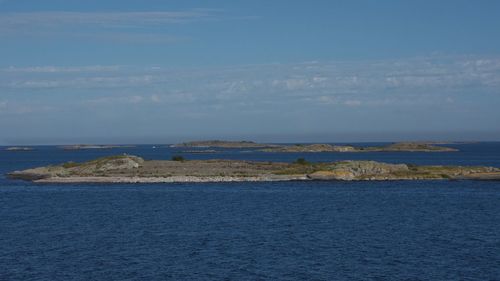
xmin=308 ymin=161 xmax=410 ymax=180
xmin=8 ymin=155 xmax=144 ymax=181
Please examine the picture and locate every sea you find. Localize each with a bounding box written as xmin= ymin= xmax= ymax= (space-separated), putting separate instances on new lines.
xmin=1 ymin=143 xmax=499 ymax=280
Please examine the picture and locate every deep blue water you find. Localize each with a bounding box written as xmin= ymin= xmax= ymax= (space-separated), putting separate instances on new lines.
xmin=1 ymin=143 xmax=500 ymax=280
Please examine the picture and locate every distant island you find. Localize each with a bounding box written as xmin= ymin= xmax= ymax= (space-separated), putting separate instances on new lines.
xmin=179 ymin=149 xmax=219 ymax=154
xmin=172 ymin=140 xmax=458 ymax=152
xmin=171 ymin=140 xmax=277 ymax=148
xmin=260 ymin=142 xmax=458 ymax=153
xmin=366 ymin=142 xmax=459 ymax=152
xmin=8 ymin=155 xmax=499 ymax=183
xmin=60 ymin=145 xmax=136 ymax=150
xmin=5 ymin=147 xmax=34 ymax=151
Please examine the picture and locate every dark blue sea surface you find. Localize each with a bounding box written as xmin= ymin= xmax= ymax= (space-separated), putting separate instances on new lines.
xmin=1 ymin=143 xmax=500 ymax=280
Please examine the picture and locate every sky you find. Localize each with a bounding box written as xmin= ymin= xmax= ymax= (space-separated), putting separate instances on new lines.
xmin=1 ymin=0 xmax=500 ymax=144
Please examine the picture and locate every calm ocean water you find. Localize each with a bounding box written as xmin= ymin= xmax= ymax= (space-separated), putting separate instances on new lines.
xmin=1 ymin=143 xmax=500 ymax=280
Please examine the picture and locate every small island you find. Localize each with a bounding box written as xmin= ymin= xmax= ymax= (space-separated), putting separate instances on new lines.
xmin=180 ymin=149 xmax=219 ymax=154
xmin=171 ymin=140 xmax=277 ymax=149
xmin=60 ymin=144 xmax=136 ymax=150
xmin=260 ymin=144 xmax=358 ymax=153
xmin=8 ymin=155 xmax=499 ymax=183
xmin=260 ymin=142 xmax=458 ymax=153
xmin=5 ymin=147 xmax=35 ymax=151
xmin=365 ymin=142 xmax=459 ymax=152
xmin=171 ymin=140 xmax=458 ymax=152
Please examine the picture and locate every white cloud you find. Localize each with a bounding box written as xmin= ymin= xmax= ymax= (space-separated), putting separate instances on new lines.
xmin=150 ymin=94 xmax=161 ymax=103
xmin=316 ymin=96 xmax=336 ymax=105
xmin=312 ymin=77 xmax=329 ymax=83
xmin=0 ymin=100 xmax=55 ymax=115
xmin=4 ymin=74 xmax=159 ymax=89
xmin=344 ymin=100 xmax=362 ymax=106
xmin=128 ymin=95 xmax=143 ymax=103
xmin=83 ymin=95 xmax=145 ymax=105
xmin=2 ymin=55 xmax=500 ymax=112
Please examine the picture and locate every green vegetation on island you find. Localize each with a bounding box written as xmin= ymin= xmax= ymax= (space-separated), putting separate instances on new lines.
xmin=171 ymin=155 xmax=185 ymax=161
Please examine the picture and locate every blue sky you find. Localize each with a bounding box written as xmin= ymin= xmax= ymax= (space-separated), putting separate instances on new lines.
xmin=1 ymin=0 xmax=500 ymax=144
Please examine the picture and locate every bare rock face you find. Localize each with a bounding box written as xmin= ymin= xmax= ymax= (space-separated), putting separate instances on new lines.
xmin=307 ymin=170 xmax=353 ymax=180
xmin=94 ymin=155 xmax=144 ymax=171
xmin=333 ymin=160 xmax=409 ymax=175
xmin=67 ymin=155 xmax=144 ymax=175
xmin=308 ymin=161 xmax=409 ymax=180
xmin=8 ymin=155 xmax=145 ymax=180
xmin=8 ymin=166 xmax=68 ymax=181
xmin=8 ymin=170 xmax=51 ymax=181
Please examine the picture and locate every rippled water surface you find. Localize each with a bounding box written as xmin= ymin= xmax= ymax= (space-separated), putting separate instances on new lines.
xmin=1 ymin=143 xmax=500 ymax=280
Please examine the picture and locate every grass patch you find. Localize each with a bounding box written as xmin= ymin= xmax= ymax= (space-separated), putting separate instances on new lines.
xmin=274 ymin=162 xmax=325 ymax=175
xmin=294 ymin=158 xmax=309 ymax=165
xmin=172 ymin=155 xmax=185 ymax=161
xmin=62 ymin=161 xmax=81 ymax=168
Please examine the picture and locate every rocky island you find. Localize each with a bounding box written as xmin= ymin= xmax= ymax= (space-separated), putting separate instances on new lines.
xmin=260 ymin=142 xmax=458 ymax=153
xmin=170 ymin=140 xmax=457 ymax=152
xmin=7 ymin=155 xmax=499 ymax=183
xmin=171 ymin=140 xmax=277 ymax=148
xmin=364 ymin=142 xmax=459 ymax=152
xmin=60 ymin=144 xmax=136 ymax=150
xmin=260 ymin=144 xmax=358 ymax=153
